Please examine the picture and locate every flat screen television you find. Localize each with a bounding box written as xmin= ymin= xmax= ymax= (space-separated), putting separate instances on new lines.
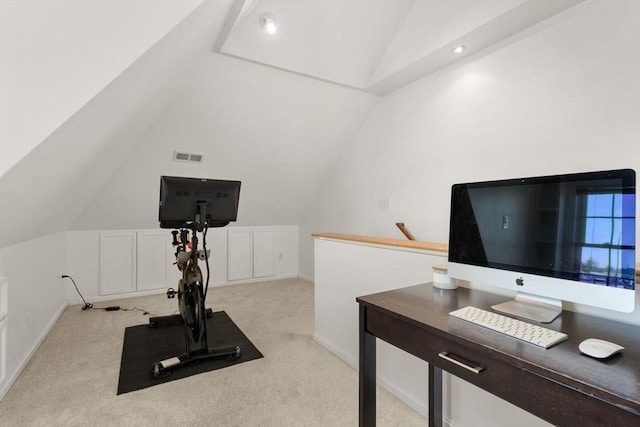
xmin=448 ymin=169 xmax=636 ymax=323
xmin=159 ymin=176 xmax=241 ymax=229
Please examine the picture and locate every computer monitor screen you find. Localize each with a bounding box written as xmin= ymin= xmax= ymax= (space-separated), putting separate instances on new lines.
xmin=159 ymin=176 xmax=241 ymax=228
xmin=448 ymin=169 xmax=636 ymax=322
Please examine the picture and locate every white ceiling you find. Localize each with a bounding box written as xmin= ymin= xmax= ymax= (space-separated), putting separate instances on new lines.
xmin=0 ymin=0 xmax=591 ymax=247
xmin=215 ymin=0 xmax=584 ymax=95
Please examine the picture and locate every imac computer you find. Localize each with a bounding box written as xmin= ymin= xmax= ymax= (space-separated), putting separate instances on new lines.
xmin=159 ymin=176 xmax=241 ymax=229
xmin=448 ymin=169 xmax=636 ymax=323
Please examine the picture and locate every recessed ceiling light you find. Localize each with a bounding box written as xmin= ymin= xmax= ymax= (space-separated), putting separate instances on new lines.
xmin=452 ymin=45 xmax=465 ymax=54
xmin=260 ymin=13 xmax=277 ymax=35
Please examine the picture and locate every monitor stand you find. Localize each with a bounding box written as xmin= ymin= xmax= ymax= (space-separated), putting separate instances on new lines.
xmin=491 ymin=292 xmax=562 ymax=323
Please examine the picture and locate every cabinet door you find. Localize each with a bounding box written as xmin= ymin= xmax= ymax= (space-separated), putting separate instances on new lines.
xmin=166 ymin=235 xmax=182 ymax=288
xmin=99 ymin=232 xmax=136 ymax=295
xmin=227 ymin=228 xmax=253 ymax=281
xmin=0 ymin=277 xmax=6 ymax=387
xmin=137 ymin=231 xmax=171 ymax=291
xmin=253 ymin=229 xmax=275 ymax=278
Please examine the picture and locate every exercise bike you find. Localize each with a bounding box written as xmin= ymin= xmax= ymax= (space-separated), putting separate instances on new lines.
xmin=150 ymin=201 xmax=241 ymax=378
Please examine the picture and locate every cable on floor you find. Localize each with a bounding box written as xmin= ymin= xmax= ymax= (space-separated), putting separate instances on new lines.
xmin=61 ymin=275 xmax=157 ymax=316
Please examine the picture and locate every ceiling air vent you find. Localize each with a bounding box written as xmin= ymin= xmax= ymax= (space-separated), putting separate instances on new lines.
xmin=173 ymin=150 xmax=204 ymax=164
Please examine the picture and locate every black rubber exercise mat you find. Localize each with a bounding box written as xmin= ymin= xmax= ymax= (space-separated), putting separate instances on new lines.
xmin=117 ymin=311 xmax=263 ymax=394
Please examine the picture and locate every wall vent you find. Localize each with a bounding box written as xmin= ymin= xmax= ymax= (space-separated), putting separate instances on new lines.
xmin=173 ymin=150 xmax=204 ymax=164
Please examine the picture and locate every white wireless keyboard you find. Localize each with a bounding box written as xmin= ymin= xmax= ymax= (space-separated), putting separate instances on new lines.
xmin=449 ymin=306 xmax=568 ymax=349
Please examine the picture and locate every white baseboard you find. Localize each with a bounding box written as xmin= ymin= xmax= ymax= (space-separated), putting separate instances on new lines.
xmin=67 ymin=274 xmax=303 ymax=306
xmin=67 ymin=287 xmax=167 ymax=305
xmin=313 ymin=332 xmax=428 ymax=418
xmin=297 ymin=273 xmax=314 ymax=283
xmin=377 ymin=376 xmax=427 ymax=417
xmin=312 ymin=333 xmax=357 ymax=368
xmin=0 ymin=302 xmax=67 ymax=401
xmin=211 ymin=273 xmax=299 ymax=287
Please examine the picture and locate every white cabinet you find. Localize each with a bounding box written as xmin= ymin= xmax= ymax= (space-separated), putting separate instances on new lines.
xmin=227 ymin=228 xmax=253 ymax=280
xmin=137 ymin=231 xmax=180 ymax=291
xmin=253 ymin=229 xmax=275 ymax=278
xmin=91 ymin=226 xmax=294 ymax=297
xmin=0 ymin=276 xmax=7 ymax=388
xmin=99 ymin=232 xmax=137 ymax=295
xmin=227 ymin=228 xmax=275 ymax=281
xmin=99 ymin=230 xmax=178 ymax=296
xmin=0 ymin=276 xmax=7 ymax=322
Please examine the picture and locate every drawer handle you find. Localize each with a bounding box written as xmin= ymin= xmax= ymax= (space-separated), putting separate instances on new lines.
xmin=438 ymin=351 xmax=485 ymax=374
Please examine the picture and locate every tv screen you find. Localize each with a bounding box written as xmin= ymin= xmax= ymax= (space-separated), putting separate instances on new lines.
xmin=449 ymin=169 xmax=636 ymax=290
xmin=159 ymin=176 xmax=241 ymax=228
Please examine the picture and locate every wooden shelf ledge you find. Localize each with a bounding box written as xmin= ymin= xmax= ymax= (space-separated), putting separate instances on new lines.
xmin=312 ymin=232 xmax=448 ymax=253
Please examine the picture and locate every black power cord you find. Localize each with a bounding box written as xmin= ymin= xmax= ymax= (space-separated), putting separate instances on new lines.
xmin=203 ymin=225 xmax=211 ymax=300
xmin=61 ymin=275 xmax=154 ymax=316
xmin=61 ymin=275 xmax=93 ymax=310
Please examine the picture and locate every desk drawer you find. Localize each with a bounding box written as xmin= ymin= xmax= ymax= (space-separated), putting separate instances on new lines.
xmin=365 ymin=308 xmax=638 ymax=426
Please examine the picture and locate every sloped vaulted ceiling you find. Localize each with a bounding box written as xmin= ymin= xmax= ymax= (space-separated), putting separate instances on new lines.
xmin=71 ymin=0 xmax=585 ymax=231
xmin=215 ymin=0 xmax=583 ymax=94
xmin=0 ymin=0 xmax=585 ymax=247
xmin=0 ymin=0 xmax=206 ymax=178
xmin=70 ymin=53 xmax=378 ymax=230
xmin=0 ymin=1 xmax=233 ymax=247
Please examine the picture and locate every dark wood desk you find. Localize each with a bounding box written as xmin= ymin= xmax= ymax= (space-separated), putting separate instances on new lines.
xmin=357 ymin=283 xmax=640 ymax=426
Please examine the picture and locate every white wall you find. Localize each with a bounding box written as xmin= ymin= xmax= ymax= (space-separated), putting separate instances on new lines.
xmin=314 ymin=238 xmax=446 ymax=416
xmin=0 ymin=233 xmax=67 ymax=400
xmin=300 ymin=0 xmax=640 ymax=279
xmin=71 ymin=53 xmax=378 ymax=232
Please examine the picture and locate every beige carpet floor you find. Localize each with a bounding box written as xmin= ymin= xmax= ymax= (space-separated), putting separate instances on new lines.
xmin=0 ymin=278 xmax=425 ymax=426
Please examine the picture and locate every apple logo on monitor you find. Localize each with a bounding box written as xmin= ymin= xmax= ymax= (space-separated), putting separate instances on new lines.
xmin=516 ymin=277 xmax=524 ymax=287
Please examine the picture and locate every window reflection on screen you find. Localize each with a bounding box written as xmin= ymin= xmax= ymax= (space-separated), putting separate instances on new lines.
xmin=579 ymin=192 xmax=635 ymax=289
